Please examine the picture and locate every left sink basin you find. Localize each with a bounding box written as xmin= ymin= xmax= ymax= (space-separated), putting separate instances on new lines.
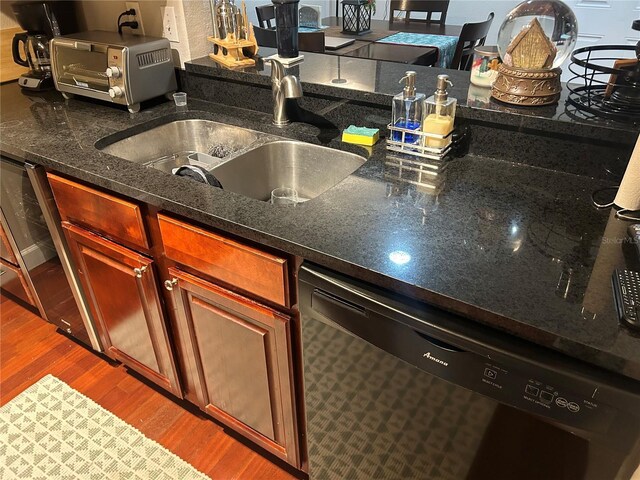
xmin=97 ymin=119 xmax=263 ymax=173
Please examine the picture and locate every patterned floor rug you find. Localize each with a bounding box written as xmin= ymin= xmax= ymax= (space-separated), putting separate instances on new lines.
xmin=0 ymin=374 xmax=210 ymax=479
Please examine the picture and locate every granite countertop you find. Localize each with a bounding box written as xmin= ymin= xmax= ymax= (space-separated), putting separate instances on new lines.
xmin=1 ymin=82 xmax=639 ymax=382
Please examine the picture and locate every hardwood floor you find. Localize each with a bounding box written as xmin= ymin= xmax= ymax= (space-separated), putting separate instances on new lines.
xmin=0 ymin=293 xmax=304 ymax=480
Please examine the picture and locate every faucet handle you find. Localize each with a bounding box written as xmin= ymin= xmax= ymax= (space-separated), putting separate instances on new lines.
xmin=269 ymin=58 xmax=286 ymax=81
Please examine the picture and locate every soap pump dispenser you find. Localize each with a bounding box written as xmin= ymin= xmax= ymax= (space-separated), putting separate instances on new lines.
xmin=423 ymin=74 xmax=457 ymax=148
xmin=392 ymin=71 xmax=425 ymax=144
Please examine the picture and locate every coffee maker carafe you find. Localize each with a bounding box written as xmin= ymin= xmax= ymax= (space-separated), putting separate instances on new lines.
xmin=11 ymin=1 xmax=79 ymax=90
xmin=12 ymin=33 xmax=52 ymax=88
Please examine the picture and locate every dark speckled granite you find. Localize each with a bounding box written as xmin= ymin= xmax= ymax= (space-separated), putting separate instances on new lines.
xmin=185 ymin=54 xmax=638 ymax=180
xmin=1 ymin=82 xmax=640 ymax=384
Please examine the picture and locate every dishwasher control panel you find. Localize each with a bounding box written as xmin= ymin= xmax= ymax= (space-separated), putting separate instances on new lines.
xmin=475 ymin=361 xmax=616 ymax=434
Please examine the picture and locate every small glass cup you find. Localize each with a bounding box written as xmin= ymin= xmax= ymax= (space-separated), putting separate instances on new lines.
xmin=270 ymin=187 xmax=298 ymax=205
xmin=173 ymin=92 xmax=187 ymax=106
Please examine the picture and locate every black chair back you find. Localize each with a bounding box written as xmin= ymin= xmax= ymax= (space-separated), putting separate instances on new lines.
xmin=253 ymin=25 xmax=277 ymax=48
xmin=299 ymin=31 xmax=325 ymax=53
xmin=255 ymin=4 xmax=276 ymax=29
xmin=389 ymin=0 xmax=450 ymax=26
xmin=451 ymin=12 xmax=495 ymax=71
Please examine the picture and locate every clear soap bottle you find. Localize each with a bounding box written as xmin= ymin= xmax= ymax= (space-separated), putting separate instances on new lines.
xmin=422 ymin=74 xmax=456 ymax=149
xmin=392 ymin=71 xmax=425 ymax=145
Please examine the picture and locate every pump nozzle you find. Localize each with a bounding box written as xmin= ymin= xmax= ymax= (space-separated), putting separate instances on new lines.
xmin=399 ymin=71 xmax=417 ymax=98
xmin=434 ymin=74 xmax=453 ymax=104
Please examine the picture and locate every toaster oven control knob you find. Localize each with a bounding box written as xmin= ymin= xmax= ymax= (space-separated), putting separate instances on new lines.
xmin=109 ymin=86 xmax=124 ymax=99
xmin=105 ymin=66 xmax=121 ymax=79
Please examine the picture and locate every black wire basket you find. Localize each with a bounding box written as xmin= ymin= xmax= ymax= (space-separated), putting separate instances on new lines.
xmin=567 ymin=45 xmax=640 ymax=123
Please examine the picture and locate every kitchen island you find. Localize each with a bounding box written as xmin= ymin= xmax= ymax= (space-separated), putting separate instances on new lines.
xmin=1 ymin=49 xmax=640 ymax=477
xmin=1 ymin=78 xmax=638 ymax=380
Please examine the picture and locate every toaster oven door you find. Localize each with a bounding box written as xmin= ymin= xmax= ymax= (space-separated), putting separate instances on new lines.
xmin=52 ymin=42 xmax=123 ymax=100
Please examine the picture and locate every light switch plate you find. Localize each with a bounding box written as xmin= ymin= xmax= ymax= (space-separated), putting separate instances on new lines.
xmin=162 ymin=6 xmax=180 ymax=43
xmin=125 ymin=2 xmax=145 ymax=36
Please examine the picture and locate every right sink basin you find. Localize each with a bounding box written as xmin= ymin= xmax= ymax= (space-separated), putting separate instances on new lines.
xmin=211 ymin=140 xmax=366 ymax=203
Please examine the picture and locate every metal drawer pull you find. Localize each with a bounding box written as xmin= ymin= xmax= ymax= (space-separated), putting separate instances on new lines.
xmin=164 ymin=278 xmax=178 ymax=291
xmin=133 ymin=266 xmax=148 ymax=278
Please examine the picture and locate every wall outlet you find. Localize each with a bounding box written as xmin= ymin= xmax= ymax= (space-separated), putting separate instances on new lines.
xmin=162 ymin=6 xmax=180 ymax=43
xmin=125 ymin=2 xmax=145 ymax=36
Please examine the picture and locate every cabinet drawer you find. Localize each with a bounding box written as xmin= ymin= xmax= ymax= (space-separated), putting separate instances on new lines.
xmin=158 ymin=214 xmax=289 ymax=307
xmin=48 ymin=174 xmax=149 ymax=251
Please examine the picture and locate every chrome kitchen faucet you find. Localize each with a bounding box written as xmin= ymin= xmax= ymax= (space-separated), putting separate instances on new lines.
xmin=269 ymin=59 xmax=303 ymax=126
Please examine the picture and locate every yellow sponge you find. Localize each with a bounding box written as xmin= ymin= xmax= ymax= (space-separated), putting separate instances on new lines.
xmin=342 ymin=125 xmax=380 ymax=146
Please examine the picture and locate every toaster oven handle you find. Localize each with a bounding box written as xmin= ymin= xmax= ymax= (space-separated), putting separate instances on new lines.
xmin=55 ymin=39 xmax=93 ymax=51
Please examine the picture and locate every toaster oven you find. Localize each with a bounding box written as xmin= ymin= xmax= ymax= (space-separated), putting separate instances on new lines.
xmin=51 ymin=31 xmax=176 ymax=113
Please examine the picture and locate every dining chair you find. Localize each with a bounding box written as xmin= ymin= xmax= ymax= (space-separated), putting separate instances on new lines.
xmin=451 ymin=12 xmax=495 ymax=71
xmin=253 ymin=27 xmax=325 ymax=53
xmin=253 ymin=25 xmax=277 ymax=48
xmin=299 ymin=31 xmax=325 ymax=53
xmin=389 ymin=0 xmax=450 ymax=26
xmin=299 ymin=5 xmax=321 ymax=28
xmin=255 ymin=4 xmax=276 ymax=29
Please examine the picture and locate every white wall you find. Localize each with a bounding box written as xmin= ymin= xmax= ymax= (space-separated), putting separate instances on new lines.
xmin=183 ymin=0 xmax=214 ymax=61
xmin=76 ymin=0 xmax=640 ymax=71
xmin=288 ymin=0 xmax=640 ymax=50
xmin=77 ymin=0 xmax=213 ymax=67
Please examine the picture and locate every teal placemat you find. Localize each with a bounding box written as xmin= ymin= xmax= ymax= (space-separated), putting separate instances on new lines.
xmin=377 ymin=32 xmax=459 ymax=68
xmin=299 ymin=25 xmax=330 ymax=32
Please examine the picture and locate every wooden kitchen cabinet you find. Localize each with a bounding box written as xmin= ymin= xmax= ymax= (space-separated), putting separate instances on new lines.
xmin=0 ymin=257 xmax=36 ymax=306
xmin=0 ymin=221 xmax=18 ymax=265
xmin=165 ymin=266 xmax=300 ymax=467
xmin=44 ymin=173 xmax=302 ymax=467
xmin=48 ymin=173 xmax=150 ymax=252
xmin=63 ymin=222 xmax=181 ymax=397
xmin=157 ymin=214 xmax=290 ymax=308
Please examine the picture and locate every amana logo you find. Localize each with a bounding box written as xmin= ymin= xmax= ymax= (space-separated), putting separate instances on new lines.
xmin=423 ymin=352 xmax=449 ymax=367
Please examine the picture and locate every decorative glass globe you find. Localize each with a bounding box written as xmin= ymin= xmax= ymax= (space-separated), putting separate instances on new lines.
xmin=497 ymin=0 xmax=578 ymax=69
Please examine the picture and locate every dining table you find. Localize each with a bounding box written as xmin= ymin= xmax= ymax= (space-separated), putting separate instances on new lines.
xmin=306 ymin=17 xmax=463 ymax=67
xmin=321 ymin=17 xmax=463 ymax=37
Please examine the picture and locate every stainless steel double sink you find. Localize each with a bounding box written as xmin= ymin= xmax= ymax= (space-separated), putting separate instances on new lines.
xmin=98 ymin=119 xmax=366 ymax=203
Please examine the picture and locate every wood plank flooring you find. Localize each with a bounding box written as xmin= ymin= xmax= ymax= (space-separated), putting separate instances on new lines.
xmin=0 ymin=293 xmax=304 ymax=480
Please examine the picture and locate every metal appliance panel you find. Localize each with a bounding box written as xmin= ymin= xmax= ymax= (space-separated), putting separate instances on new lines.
xmin=0 ymin=157 xmax=100 ymax=350
xmin=26 ymin=163 xmax=102 ymax=351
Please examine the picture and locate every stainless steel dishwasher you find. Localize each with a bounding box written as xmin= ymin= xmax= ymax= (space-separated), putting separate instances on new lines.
xmin=0 ymin=156 xmax=101 ymax=350
xmin=299 ymin=263 xmax=640 ymax=480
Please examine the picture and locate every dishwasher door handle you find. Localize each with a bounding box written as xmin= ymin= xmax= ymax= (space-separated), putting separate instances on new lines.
xmin=312 ymin=288 xmax=367 ymax=319
xmin=414 ymin=329 xmax=465 ymax=353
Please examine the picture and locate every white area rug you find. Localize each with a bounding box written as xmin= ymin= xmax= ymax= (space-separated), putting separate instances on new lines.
xmin=0 ymin=374 xmax=210 ymax=479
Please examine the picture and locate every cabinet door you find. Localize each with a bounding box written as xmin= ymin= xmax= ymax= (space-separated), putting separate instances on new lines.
xmin=0 ymin=258 xmax=36 ymax=306
xmin=63 ymin=222 xmax=180 ymax=397
xmin=166 ymin=267 xmax=300 ymax=467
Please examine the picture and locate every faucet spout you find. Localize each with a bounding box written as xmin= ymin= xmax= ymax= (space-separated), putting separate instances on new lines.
xmin=282 ymin=75 xmax=303 ymax=99
xmin=270 ymin=59 xmax=303 ymax=126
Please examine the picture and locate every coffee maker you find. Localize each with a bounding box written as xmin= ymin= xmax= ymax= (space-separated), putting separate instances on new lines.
xmin=11 ymin=1 xmax=79 ymax=90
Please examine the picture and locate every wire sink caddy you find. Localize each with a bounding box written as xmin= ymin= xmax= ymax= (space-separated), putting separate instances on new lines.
xmin=386 ymin=122 xmax=470 ymax=161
